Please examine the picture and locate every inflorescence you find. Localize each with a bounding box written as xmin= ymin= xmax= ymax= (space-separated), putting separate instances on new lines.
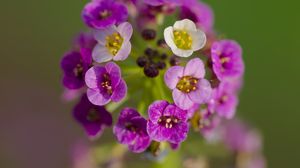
xmin=60 ymin=0 xmax=265 ymax=166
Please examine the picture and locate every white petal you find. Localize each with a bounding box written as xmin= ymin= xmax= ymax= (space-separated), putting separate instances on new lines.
xmin=92 ymin=44 xmax=113 ymax=63
xmin=114 ymin=42 xmax=131 ymax=61
xmin=117 ymin=22 xmax=133 ymax=42
xmin=191 ymin=30 xmax=207 ymax=51
xmin=93 ymin=27 xmax=116 ymax=45
xmin=174 ymin=19 xmax=197 ymax=31
xmin=172 ymin=48 xmax=194 ymax=57
xmin=164 ymin=26 xmax=177 ymax=49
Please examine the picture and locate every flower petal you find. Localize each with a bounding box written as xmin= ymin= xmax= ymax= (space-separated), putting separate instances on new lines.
xmin=147 ymin=121 xmax=171 ymax=142
xmin=105 ymin=62 xmax=121 ymax=88
xmin=128 ymin=134 xmax=151 ymax=153
xmin=92 ymin=44 xmax=113 ymax=63
xmin=163 ymin=104 xmax=188 ymax=122
xmin=164 ymin=26 xmax=177 ymax=49
xmin=174 ymin=19 xmax=197 ymax=31
xmin=113 ymin=41 xmax=131 ymax=61
xmin=85 ymin=66 xmax=106 ymax=89
xmin=168 ymin=122 xmax=189 ymax=144
xmin=188 ymin=79 xmax=212 ymax=104
xmin=148 ymin=100 xmax=169 ymax=123
xmin=190 ymin=29 xmax=206 ymax=51
xmin=111 ymin=79 xmax=127 ymax=102
xmin=93 ymin=26 xmax=116 ymax=45
xmin=172 ymin=89 xmax=194 ymax=110
xmin=87 ymin=88 xmax=111 ymax=106
xmin=164 ymin=66 xmax=184 ymax=89
xmin=117 ymin=22 xmax=133 ymax=41
xmin=172 ymin=47 xmax=193 ymax=57
xmin=183 ymin=58 xmax=205 ymax=78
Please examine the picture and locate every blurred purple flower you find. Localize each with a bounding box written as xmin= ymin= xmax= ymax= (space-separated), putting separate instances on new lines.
xmin=61 ymin=50 xmax=92 ymax=90
xmin=211 ymin=40 xmax=244 ymax=81
xmin=82 ymin=0 xmax=128 ymax=29
xmin=113 ymin=108 xmax=151 ymax=153
xmin=85 ymin=62 xmax=127 ymax=106
xmin=92 ymin=22 xmax=132 ymax=63
xmin=147 ymin=100 xmax=189 ymax=144
xmin=73 ymin=94 xmax=113 ymax=139
xmin=180 ymin=0 xmax=214 ymax=32
xmin=164 ymin=58 xmax=212 ymax=110
xmin=144 ymin=0 xmax=182 ymax=6
xmin=208 ymin=81 xmax=239 ymax=119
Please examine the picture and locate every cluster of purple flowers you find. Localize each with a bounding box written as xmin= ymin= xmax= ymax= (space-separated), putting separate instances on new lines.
xmin=60 ymin=0 xmax=258 ymax=161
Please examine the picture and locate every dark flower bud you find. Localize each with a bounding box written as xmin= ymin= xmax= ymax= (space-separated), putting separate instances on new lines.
xmin=142 ymin=29 xmax=156 ymax=40
xmin=144 ymin=64 xmax=159 ymax=78
xmin=157 ymin=39 xmax=167 ymax=48
xmin=160 ymin=53 xmax=168 ymax=60
xmin=156 ymin=61 xmax=166 ymax=70
xmin=144 ymin=48 xmax=158 ymax=58
xmin=169 ymin=56 xmax=180 ymax=66
xmin=136 ymin=56 xmax=149 ymax=67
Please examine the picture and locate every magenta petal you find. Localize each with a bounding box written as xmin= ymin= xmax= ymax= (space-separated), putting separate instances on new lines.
xmin=111 ymin=79 xmax=127 ymax=102
xmin=172 ymin=89 xmax=194 ymax=110
xmin=85 ymin=66 xmax=106 ymax=89
xmin=87 ymin=88 xmax=111 ymax=106
xmin=147 ymin=121 xmax=171 ymax=142
xmin=105 ymin=62 xmax=121 ymax=88
xmin=113 ymin=125 xmax=137 ymax=144
xmin=164 ymin=66 xmax=184 ymax=89
xmin=84 ymin=123 xmax=103 ymax=139
xmin=188 ymin=79 xmax=212 ymax=104
xmin=183 ymin=58 xmax=205 ymax=78
xmin=169 ymin=122 xmax=189 ymax=144
xmin=128 ymin=134 xmax=151 ymax=153
xmin=163 ymin=104 xmax=188 ymax=122
xmin=148 ymin=100 xmax=169 ymax=122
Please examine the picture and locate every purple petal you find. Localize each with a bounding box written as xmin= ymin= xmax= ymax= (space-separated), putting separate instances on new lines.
xmin=147 ymin=121 xmax=171 ymax=142
xmin=168 ymin=122 xmax=189 ymax=144
xmin=105 ymin=62 xmax=121 ymax=88
xmin=84 ymin=123 xmax=103 ymax=139
xmin=128 ymin=134 xmax=151 ymax=153
xmin=163 ymin=104 xmax=188 ymax=122
xmin=113 ymin=124 xmax=137 ymax=144
xmin=111 ymin=79 xmax=127 ymax=102
xmin=148 ymin=100 xmax=169 ymax=123
xmin=172 ymin=89 xmax=194 ymax=110
xmin=87 ymin=88 xmax=111 ymax=106
xmin=85 ymin=66 xmax=106 ymax=89
xmin=188 ymin=79 xmax=212 ymax=104
xmin=183 ymin=58 xmax=205 ymax=78
xmin=164 ymin=66 xmax=184 ymax=89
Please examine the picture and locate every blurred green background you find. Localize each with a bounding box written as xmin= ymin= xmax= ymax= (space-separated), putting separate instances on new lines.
xmin=0 ymin=0 xmax=299 ymax=168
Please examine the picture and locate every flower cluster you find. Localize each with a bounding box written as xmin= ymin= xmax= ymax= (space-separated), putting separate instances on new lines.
xmin=60 ymin=0 xmax=263 ymax=166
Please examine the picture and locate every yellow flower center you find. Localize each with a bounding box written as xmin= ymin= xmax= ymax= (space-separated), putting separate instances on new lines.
xmin=105 ymin=33 xmax=124 ymax=56
xmin=173 ymin=30 xmax=193 ymax=50
xmin=99 ymin=10 xmax=111 ymax=19
xmin=176 ymin=76 xmax=198 ymax=93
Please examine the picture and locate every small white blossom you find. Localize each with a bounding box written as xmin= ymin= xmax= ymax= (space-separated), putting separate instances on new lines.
xmin=164 ymin=19 xmax=206 ymax=57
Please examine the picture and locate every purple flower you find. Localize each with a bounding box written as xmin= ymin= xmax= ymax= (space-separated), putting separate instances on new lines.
xmin=147 ymin=100 xmax=189 ymax=144
xmin=61 ymin=50 xmax=92 ymax=90
xmin=73 ymin=32 xmax=97 ymax=51
xmin=211 ymin=40 xmax=244 ymax=81
xmin=164 ymin=58 xmax=212 ymax=110
xmin=222 ymin=120 xmax=262 ymax=153
xmin=85 ymin=62 xmax=127 ymax=106
xmin=113 ymin=108 xmax=151 ymax=153
xmin=82 ymin=0 xmax=128 ymax=29
xmin=180 ymin=0 xmax=214 ymax=32
xmin=73 ymin=94 xmax=112 ymax=139
xmin=144 ymin=0 xmax=182 ymax=6
xmin=208 ymin=81 xmax=239 ymax=119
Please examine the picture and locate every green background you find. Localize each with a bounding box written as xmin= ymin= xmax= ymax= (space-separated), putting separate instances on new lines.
xmin=0 ymin=0 xmax=299 ymax=167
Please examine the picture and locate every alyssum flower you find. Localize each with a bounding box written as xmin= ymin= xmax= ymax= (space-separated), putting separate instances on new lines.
xmin=164 ymin=58 xmax=212 ymax=110
xmin=85 ymin=62 xmax=127 ymax=106
xmin=114 ymin=108 xmax=151 ymax=153
xmin=211 ymin=40 xmax=244 ymax=81
xmin=92 ymin=22 xmax=133 ymax=63
xmin=144 ymin=0 xmax=182 ymax=6
xmin=147 ymin=100 xmax=189 ymax=144
xmin=164 ymin=19 xmax=206 ymax=57
xmin=73 ymin=94 xmax=112 ymax=139
xmin=82 ymin=0 xmax=128 ymax=29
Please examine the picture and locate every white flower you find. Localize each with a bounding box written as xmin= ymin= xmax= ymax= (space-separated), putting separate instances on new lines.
xmin=92 ymin=22 xmax=133 ymax=63
xmin=164 ymin=19 xmax=207 ymax=57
